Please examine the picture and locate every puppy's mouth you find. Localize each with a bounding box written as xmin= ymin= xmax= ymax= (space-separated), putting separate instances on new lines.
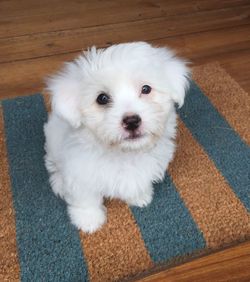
xmin=124 ymin=131 xmax=145 ymax=141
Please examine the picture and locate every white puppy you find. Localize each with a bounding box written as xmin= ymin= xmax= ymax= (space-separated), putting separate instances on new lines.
xmin=44 ymin=42 xmax=189 ymax=233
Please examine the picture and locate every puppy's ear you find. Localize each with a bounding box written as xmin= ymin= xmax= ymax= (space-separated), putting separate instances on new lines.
xmin=46 ymin=64 xmax=82 ymax=128
xmin=162 ymin=49 xmax=190 ymax=107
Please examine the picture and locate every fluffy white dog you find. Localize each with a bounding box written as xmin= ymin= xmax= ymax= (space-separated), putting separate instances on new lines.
xmin=44 ymin=42 xmax=189 ymax=233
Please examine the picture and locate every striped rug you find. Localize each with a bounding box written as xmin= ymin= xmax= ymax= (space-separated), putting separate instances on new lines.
xmin=0 ymin=62 xmax=249 ymax=282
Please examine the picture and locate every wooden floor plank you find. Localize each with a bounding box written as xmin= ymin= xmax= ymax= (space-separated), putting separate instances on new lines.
xmin=154 ymin=25 xmax=250 ymax=60
xmin=0 ymin=5 xmax=249 ymax=63
xmin=0 ymin=0 xmax=248 ymax=38
xmin=135 ymin=242 xmax=250 ymax=282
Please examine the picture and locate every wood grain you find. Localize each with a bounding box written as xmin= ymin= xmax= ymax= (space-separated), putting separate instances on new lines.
xmin=0 ymin=1 xmax=249 ymax=281
xmin=0 ymin=0 xmax=248 ymax=38
xmin=135 ymin=242 xmax=250 ymax=282
xmin=1 ymin=5 xmax=250 ymax=63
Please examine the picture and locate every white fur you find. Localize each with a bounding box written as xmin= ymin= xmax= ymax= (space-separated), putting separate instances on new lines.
xmin=44 ymin=42 xmax=190 ymax=233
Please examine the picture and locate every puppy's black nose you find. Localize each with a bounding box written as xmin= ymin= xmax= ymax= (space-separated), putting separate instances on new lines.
xmin=122 ymin=114 xmax=142 ymax=131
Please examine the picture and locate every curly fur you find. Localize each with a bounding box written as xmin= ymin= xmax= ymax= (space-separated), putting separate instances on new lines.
xmin=44 ymin=42 xmax=190 ymax=233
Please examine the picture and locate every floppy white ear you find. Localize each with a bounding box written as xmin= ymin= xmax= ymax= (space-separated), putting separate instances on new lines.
xmin=163 ymin=52 xmax=190 ymax=107
xmin=46 ymin=64 xmax=82 ymax=128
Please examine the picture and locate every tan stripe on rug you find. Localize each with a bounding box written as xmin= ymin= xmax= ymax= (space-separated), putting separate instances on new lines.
xmin=0 ymin=109 xmax=20 ymax=282
xmin=42 ymin=92 xmax=51 ymax=112
xmin=80 ymin=200 xmax=153 ymax=282
xmin=193 ymin=62 xmax=250 ymax=145
xmin=168 ymin=120 xmax=250 ymax=249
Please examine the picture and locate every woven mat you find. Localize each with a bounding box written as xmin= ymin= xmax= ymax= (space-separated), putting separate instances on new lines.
xmin=0 ymin=62 xmax=249 ymax=282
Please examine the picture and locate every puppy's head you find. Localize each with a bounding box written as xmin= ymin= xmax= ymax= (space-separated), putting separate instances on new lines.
xmin=47 ymin=42 xmax=189 ymax=151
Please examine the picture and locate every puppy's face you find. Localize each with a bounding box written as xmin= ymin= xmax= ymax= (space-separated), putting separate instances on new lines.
xmin=80 ymin=67 xmax=173 ymax=151
xmin=47 ymin=42 xmax=189 ymax=151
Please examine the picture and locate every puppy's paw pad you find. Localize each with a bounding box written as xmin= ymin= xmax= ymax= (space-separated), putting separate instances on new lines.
xmin=68 ymin=206 xmax=107 ymax=233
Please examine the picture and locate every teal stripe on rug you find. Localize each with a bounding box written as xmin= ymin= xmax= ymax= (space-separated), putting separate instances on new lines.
xmin=179 ymin=81 xmax=250 ymax=211
xmin=131 ymin=175 xmax=206 ymax=263
xmin=2 ymin=95 xmax=88 ymax=282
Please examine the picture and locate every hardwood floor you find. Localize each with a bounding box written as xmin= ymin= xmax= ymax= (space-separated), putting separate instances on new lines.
xmin=136 ymin=242 xmax=250 ymax=282
xmin=0 ymin=1 xmax=249 ymax=281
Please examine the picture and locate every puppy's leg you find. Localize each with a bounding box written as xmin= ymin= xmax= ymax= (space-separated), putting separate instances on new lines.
xmin=45 ymin=155 xmax=65 ymax=199
xmin=67 ymin=193 xmax=106 ymax=233
xmin=126 ymin=183 xmax=154 ymax=208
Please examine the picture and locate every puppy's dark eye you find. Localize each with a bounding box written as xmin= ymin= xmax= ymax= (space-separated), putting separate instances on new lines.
xmin=96 ymin=93 xmax=110 ymax=105
xmin=141 ymin=85 xmax=152 ymax=95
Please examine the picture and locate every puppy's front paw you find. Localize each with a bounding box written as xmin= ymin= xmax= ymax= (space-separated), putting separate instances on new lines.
xmin=68 ymin=205 xmax=107 ymax=233
xmin=127 ymin=189 xmax=153 ymax=208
